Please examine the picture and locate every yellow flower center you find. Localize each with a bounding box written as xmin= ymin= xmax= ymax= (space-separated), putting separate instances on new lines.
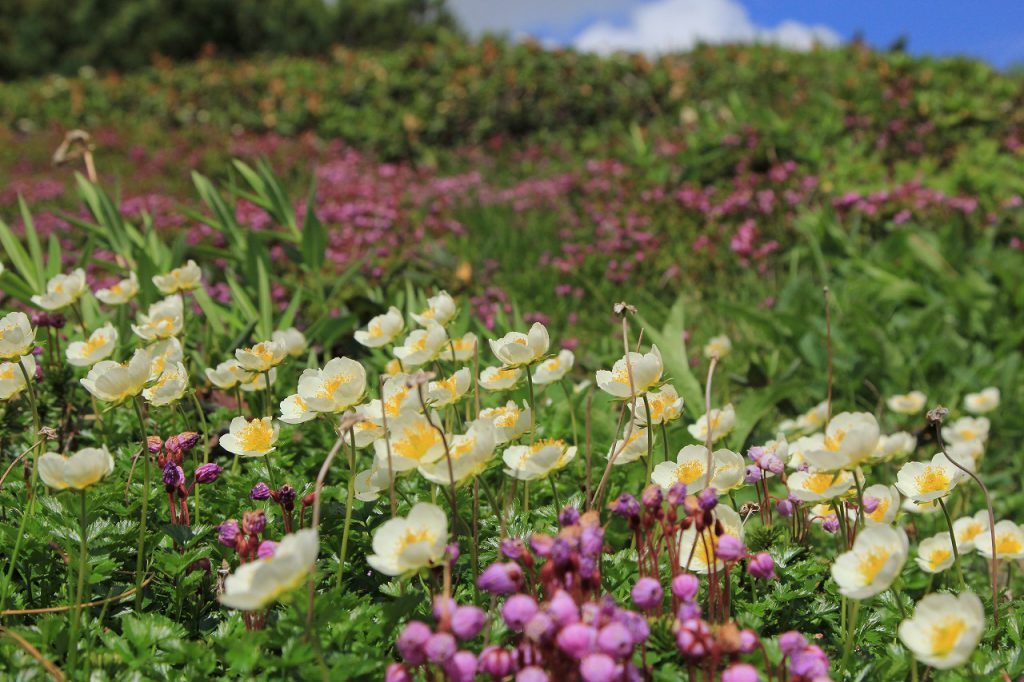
xmin=958 ymin=522 xmax=984 ymax=544
xmin=824 ymin=429 xmax=846 ymax=452
xmin=994 ymin=534 xmax=1023 ymax=556
xmin=926 ymin=548 xmax=951 ymax=571
xmin=857 ymin=547 xmax=892 ymax=583
xmin=543 ymin=358 xmax=560 ymax=372
xmin=449 ymin=437 xmax=476 ymax=461
xmin=238 ymin=420 xmax=274 ymax=452
xmin=394 ymin=423 xmax=441 ymax=462
xmin=412 ymin=335 xmax=428 ymax=352
xmin=512 ymin=338 xmax=528 ymax=346
xmin=317 ymin=373 xmax=351 ymax=399
xmin=368 ymin=321 xmax=383 ymax=337
xmin=805 ymin=472 xmax=838 ymax=495
xmin=81 ymin=333 xmax=108 ymax=357
xmin=398 ymin=527 xmax=436 ymax=553
xmin=452 ymin=337 xmax=473 ymax=352
xmin=384 ymin=386 xmax=411 ymax=417
xmin=959 ymin=429 xmax=976 ymax=440
xmin=915 ymin=466 xmax=950 ymax=494
xmin=0 ymin=365 xmax=15 ymax=380
xmin=675 ymin=460 xmax=705 ymax=485
xmin=493 ymin=407 xmax=520 ymax=428
xmin=435 ymin=375 xmax=459 ymax=401
xmin=531 ymin=438 xmax=564 ymax=454
xmin=867 ymin=498 xmax=890 ymax=523
xmin=929 ymin=618 xmax=967 ymax=657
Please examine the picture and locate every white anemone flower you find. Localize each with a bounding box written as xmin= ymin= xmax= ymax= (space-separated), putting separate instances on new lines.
xmin=32 ymin=268 xmax=87 ymax=311
xmin=280 ymin=394 xmax=316 ymax=425
xmin=240 ymin=367 xmax=277 ymax=393
xmin=419 ymin=421 xmax=496 ymax=486
xmin=219 ymin=529 xmax=319 ymax=610
xmin=787 ymin=469 xmax=855 ymax=502
xmin=362 ymin=374 xmax=417 ymax=422
xmin=898 ymin=592 xmax=984 ymax=669
xmin=503 ymin=439 xmax=576 ymax=481
xmin=886 ymin=391 xmax=927 ymax=414
xmin=941 ymin=417 xmax=989 ymax=447
xmin=915 ymin=534 xmax=955 ymax=574
xmin=532 ymin=349 xmax=574 ymax=385
xmin=66 ymin=324 xmax=118 ymax=367
xmin=895 ymin=453 xmax=964 ymax=503
xmin=650 ymin=445 xmax=714 ymax=492
xmin=133 ymin=294 xmax=184 ymax=341
xmin=411 ymin=291 xmax=457 ymax=328
xmin=447 ymin=333 xmax=478 ymax=362
xmin=686 ymin=404 xmax=736 ymax=444
xmin=862 ymin=484 xmax=900 ymax=526
xmin=354 ymin=462 xmax=395 ymax=502
xmin=81 ymin=348 xmax=153 ymax=403
xmin=801 ymin=412 xmax=880 ymax=471
xmin=596 ymin=345 xmax=663 ymax=398
xmin=426 ymin=367 xmax=471 ymax=408
xmin=479 ymin=400 xmax=532 ymax=444
xmin=297 ymin=357 xmax=366 ymax=413
xmin=830 ymin=524 xmax=909 ymax=599
xmin=709 ymin=449 xmax=746 ymax=492
xmin=0 ymin=312 xmax=35 ymax=359
xmin=152 ymin=260 xmax=201 ymax=294
xmin=480 ymin=365 xmax=522 ymax=391
xmin=678 ymin=505 xmax=743 ymax=573
xmin=235 ymin=339 xmax=287 ymax=373
xmin=871 ymin=431 xmax=916 ymax=462
xmin=606 ymin=428 xmax=651 ymax=466
xmin=366 ymin=503 xmax=448 ymax=575
xmin=37 ymin=447 xmax=114 ymax=490
xmin=963 ymin=387 xmax=999 ymax=415
xmin=220 ymin=417 xmax=279 ymax=458
xmin=142 ymin=361 xmax=189 ymax=407
xmin=0 ymin=355 xmax=35 ymax=400
xmin=355 ymin=307 xmax=404 ymax=348
xmin=976 ymin=520 xmax=1024 ymax=560
xmin=952 ymin=511 xmax=990 ymax=553
xmin=703 ymin=334 xmax=732 ymax=359
xmin=374 ymin=412 xmax=444 ymax=472
xmin=394 ymin=321 xmax=448 ymax=368
xmin=94 ymin=272 xmax=139 ymax=305
xmin=141 ymin=337 xmax=184 ymax=380
xmin=206 ymin=359 xmax=251 ymax=390
xmin=489 ymin=322 xmax=550 ymax=368
xmin=272 ymin=327 xmax=307 ymax=357
xmin=631 ymin=383 xmax=683 ymax=426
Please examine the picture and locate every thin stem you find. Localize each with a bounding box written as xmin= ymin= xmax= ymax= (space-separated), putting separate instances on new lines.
xmin=337 ymin=430 xmax=357 ymax=588
xmin=559 ymin=379 xmax=579 ymax=447
xmin=937 ymin=497 xmax=965 ymax=592
xmin=548 ymin=475 xmax=562 ymax=511
xmin=660 ymin=422 xmax=670 ymax=463
xmin=262 ymin=370 xmax=274 ymax=418
xmin=67 ymin=489 xmax=88 ymax=670
xmin=525 ymin=367 xmax=537 ymax=445
xmin=379 ymin=375 xmax=397 ymax=518
xmin=704 ymin=357 xmax=719 ymax=483
xmin=131 ymin=397 xmax=151 ymax=611
xmin=642 ymin=393 xmax=654 ymax=481
xmin=841 ymin=598 xmax=861 ymax=674
xmin=823 ymin=286 xmax=833 ymax=426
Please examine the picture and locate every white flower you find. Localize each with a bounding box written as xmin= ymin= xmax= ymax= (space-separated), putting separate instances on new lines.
xmin=279 ymin=394 xmax=316 ymax=425
xmin=606 ymin=428 xmax=651 ymax=466
xmin=898 ymin=592 xmax=984 ymax=669
xmin=95 ymin=272 xmax=139 ymax=305
xmin=941 ymin=417 xmax=989 ymax=447
xmin=220 ymin=417 xmax=279 ymax=458
xmin=703 ymin=334 xmax=732 ymax=359
xmin=0 ymin=312 xmax=35 ymax=359
xmin=366 ymin=503 xmax=448 ymax=575
xmin=862 ymin=484 xmax=900 ymax=526
xmin=532 ymin=349 xmax=574 ymax=385
xmin=596 ymin=345 xmax=663 ymax=398
xmin=915 ymin=534 xmax=955 ymax=574
xmin=66 ymin=324 xmax=117 ymax=367
xmin=411 ymin=292 xmax=457 ymax=328
xmin=133 ymin=295 xmax=184 ymax=341
xmin=800 ymin=412 xmax=880 ymax=471
xmin=354 ymin=462 xmax=395 ymax=502
xmin=447 ymin=333 xmax=478 ymax=362
xmin=355 ymin=307 xmax=405 ymax=348
xmin=272 ymin=327 xmax=307 ymax=357
xmin=37 ymin=446 xmax=114 ymax=490
xmin=632 ymin=383 xmax=683 ymax=426
xmin=297 ymin=357 xmax=366 ymax=413
xmin=871 ymin=431 xmax=916 ymax=462
xmin=419 ymin=421 xmax=496 ymax=486
xmin=219 ymin=529 xmax=319 ymax=610
xmin=503 ymin=439 xmax=576 ymax=481
xmin=349 ymin=406 xmax=386 ymax=447
xmin=394 ymin=321 xmax=448 ymax=368
xmin=886 ymin=391 xmax=927 ymax=414
xmin=374 ymin=412 xmax=445 ymax=472
xmin=31 ymin=268 xmax=86 ymax=310
xmin=895 ymin=453 xmax=964 ymax=503
xmin=963 ymin=387 xmax=999 ymax=415
xmin=489 ymin=323 xmax=550 ymax=368
xmin=235 ymin=339 xmax=287 ymax=373
xmin=0 ymin=355 xmax=35 ymax=400
xmin=480 ymin=365 xmax=522 ymax=391
xmin=787 ymin=469 xmax=855 ymax=502
xmin=830 ymin=524 xmax=909 ymax=599
xmin=206 ymin=359 xmax=250 ymax=390
xmin=678 ymin=505 xmax=743 ymax=573
xmin=779 ymin=401 xmax=828 ymax=436
xmin=651 ymin=445 xmax=714 ymax=493
xmin=709 ymin=449 xmax=745 ymax=492
xmin=140 ymin=337 xmax=184 ymax=381
xmin=240 ymin=367 xmax=277 ymax=393
xmin=787 ymin=434 xmax=820 ymax=470
xmin=902 ymin=497 xmax=941 ymax=516
xmin=976 ymin=520 xmax=1024 ymax=560
xmin=427 ymin=367 xmax=471 ymax=407
xmin=362 ymin=374 xmax=417 ymax=422
xmin=687 ymin=404 xmax=736 ymax=444
xmin=81 ymin=348 xmax=152 ymax=403
xmin=152 ymin=260 xmax=201 ymax=294
xmin=952 ymin=511 xmax=990 ymax=553
xmin=479 ymin=400 xmax=532 ymax=444
xmin=142 ymin=361 xmax=189 ymax=407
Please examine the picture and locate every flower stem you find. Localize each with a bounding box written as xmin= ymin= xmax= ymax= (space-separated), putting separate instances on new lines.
xmin=67 ymin=489 xmax=88 ymax=670
xmin=642 ymin=393 xmax=654 ymax=481
xmin=937 ymin=497 xmax=965 ymax=591
xmin=525 ymin=368 xmax=537 ymax=445
xmin=337 ymin=429 xmax=357 ymax=588
xmin=559 ymin=379 xmax=578 ymax=447
xmin=188 ymin=391 xmax=210 ymax=526
xmin=131 ymin=397 xmax=151 ymax=611
xmin=841 ymin=599 xmax=860 ymax=674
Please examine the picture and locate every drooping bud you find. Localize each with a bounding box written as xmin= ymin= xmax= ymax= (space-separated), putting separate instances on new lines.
xmin=249 ymin=482 xmax=272 ymax=500
xmin=477 ymin=562 xmax=523 ymax=594
xmin=242 ymin=509 xmax=266 ymax=535
xmin=747 ymin=552 xmax=776 ymax=580
xmin=630 ymin=577 xmax=663 ymax=611
xmin=217 ymin=519 xmax=239 ymax=548
xmin=194 ymin=463 xmax=222 ymax=483
xmin=256 ymin=540 xmax=278 ymax=559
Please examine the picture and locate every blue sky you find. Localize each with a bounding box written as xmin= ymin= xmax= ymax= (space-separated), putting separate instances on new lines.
xmin=447 ymin=0 xmax=1024 ymax=68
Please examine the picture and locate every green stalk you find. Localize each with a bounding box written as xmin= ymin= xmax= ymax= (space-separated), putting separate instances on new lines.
xmin=337 ymin=429 xmax=357 ymax=588
xmin=67 ymin=489 xmax=88 ymax=670
xmin=660 ymin=422 xmax=670 ymax=463
xmin=525 ymin=367 xmax=537 ymax=445
xmin=841 ymin=599 xmax=861 ymax=674
xmin=131 ymin=397 xmax=152 ymax=611
xmin=559 ymin=379 xmax=578 ymax=447
xmin=642 ymin=393 xmax=654 ymax=481
xmin=937 ymin=497 xmax=965 ymax=591
xmin=188 ymin=391 xmax=210 ymax=525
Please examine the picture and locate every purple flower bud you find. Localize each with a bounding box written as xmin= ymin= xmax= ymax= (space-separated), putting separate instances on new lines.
xmin=479 ymin=646 xmax=514 ymax=678
xmin=697 ymin=488 xmax=718 ymax=511
xmin=551 ymin=538 xmax=572 ymax=567
xmin=242 ymin=509 xmax=266 ymax=535
xmin=502 ymin=594 xmax=539 ymax=631
xmin=276 ymin=484 xmax=297 ymax=508
xmin=165 ymin=432 xmax=200 ymax=456
xmin=641 ymin=484 xmax=663 ymax=510
xmin=765 ymin=456 xmax=784 ymax=475
xmin=546 ymin=589 xmax=580 ymax=626
xmin=746 ymin=446 xmax=765 ymax=462
xmin=524 ymin=611 xmax=556 ymax=642
xmin=580 ymin=526 xmax=604 ymax=558
xmin=478 ymin=562 xmax=524 ymax=594
xmin=822 ymin=515 xmax=840 ymax=533
xmin=516 ymin=667 xmax=550 ymax=682
xmin=671 ymin=573 xmax=700 ymax=601
xmin=424 ymin=632 xmax=456 ymax=664
xmin=778 ymin=631 xmax=808 ymax=656
xmin=776 ymin=499 xmax=794 ymax=518
xmin=194 ymin=463 xmax=222 ymax=483
xmin=630 ymin=577 xmax=663 ymax=611
xmin=500 ymin=537 xmax=527 ymax=560
xmin=433 ymin=596 xmax=457 ymax=621
xmin=667 ymin=482 xmax=687 ymax=506
xmin=384 ymin=663 xmax=411 ymax=682
xmin=738 ymin=628 xmax=759 ymax=653
xmin=147 ymin=436 xmax=164 ymax=454
xmin=530 ymin=534 xmax=555 ymax=557
xmin=444 ymin=650 xmax=477 ymax=682
xmin=451 ymin=606 xmax=486 ymax=640
xmin=676 ymin=601 xmax=701 ymax=621
xmin=559 ymin=506 xmax=581 ymax=526
xmin=579 ymin=555 xmax=598 ymax=579
xmin=609 ymin=493 xmax=641 ymax=519
xmin=217 ymin=519 xmax=239 ymax=548
xmin=744 ymin=465 xmax=762 ymax=485
xmin=716 ymin=534 xmax=746 ymax=562
xmin=597 ymin=622 xmax=633 ymax=658
xmin=748 ymin=552 xmax=776 ymax=580
xmin=162 ymin=462 xmax=183 ymax=490
xmin=862 ymin=495 xmax=880 ymax=514
xmin=396 ymin=620 xmax=432 ymax=665
xmin=615 ymin=610 xmax=650 ymax=645
xmin=256 ymin=540 xmax=277 ymax=559
xmin=790 ymin=645 xmax=830 ymax=678
xmin=446 ymin=543 xmax=460 ymax=565
xmin=556 ymin=623 xmax=597 ymax=659
xmin=675 ymin=618 xmax=712 ymax=658
xmin=249 ymin=482 xmax=272 ymax=500
xmin=722 ymin=663 xmax=760 ymax=682
xmin=580 ymin=653 xmax=619 ymax=682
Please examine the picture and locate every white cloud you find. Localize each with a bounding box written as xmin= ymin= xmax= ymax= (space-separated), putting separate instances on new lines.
xmin=573 ymin=0 xmax=840 ymax=54
xmin=447 ymin=0 xmax=635 ymax=36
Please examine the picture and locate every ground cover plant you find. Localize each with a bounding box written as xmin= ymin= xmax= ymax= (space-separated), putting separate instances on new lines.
xmin=1 ymin=39 xmax=1023 ymax=682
